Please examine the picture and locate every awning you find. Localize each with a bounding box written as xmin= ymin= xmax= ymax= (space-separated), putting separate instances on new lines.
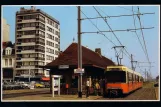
xmin=41 ymin=77 xmax=50 ymax=81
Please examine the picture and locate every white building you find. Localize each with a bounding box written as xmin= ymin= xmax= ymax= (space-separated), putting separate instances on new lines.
xmin=15 ymin=6 xmax=60 ymax=81
xmin=2 ymin=18 xmax=10 ymax=42
xmin=2 ymin=42 xmax=15 ymax=82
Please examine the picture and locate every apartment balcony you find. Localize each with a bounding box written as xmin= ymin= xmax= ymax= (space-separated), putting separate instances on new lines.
xmin=20 ymin=50 xmax=35 ymax=54
xmin=17 ymin=19 xmax=22 ymax=22
xmin=35 ymin=57 xmax=45 ymax=60
xmin=16 ymin=50 xmax=21 ymax=53
xmin=20 ymin=42 xmax=36 ymax=46
xmin=17 ymin=35 xmax=36 ymax=39
xmin=35 ymin=41 xmax=45 ymax=46
xmin=36 ymin=34 xmax=45 ymax=38
xmin=36 ymin=18 xmax=45 ymax=23
xmin=22 ymin=19 xmax=36 ymax=23
xmin=17 ymin=27 xmax=36 ymax=31
xmin=36 ymin=26 xmax=45 ymax=31
xmin=15 ymin=57 xmax=35 ymax=62
xmin=16 ymin=57 xmax=21 ymax=60
xmin=21 ymin=57 xmax=35 ymax=61
xmin=16 ymin=65 xmax=36 ymax=69
xmin=35 ymin=49 xmax=45 ymax=53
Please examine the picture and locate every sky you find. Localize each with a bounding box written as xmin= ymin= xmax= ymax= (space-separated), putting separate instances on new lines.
xmin=2 ymin=5 xmax=159 ymax=78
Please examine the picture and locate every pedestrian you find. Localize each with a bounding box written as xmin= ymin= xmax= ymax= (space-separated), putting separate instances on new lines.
xmin=86 ymin=78 xmax=90 ymax=98
xmin=99 ymin=79 xmax=103 ymax=95
xmin=102 ymin=79 xmax=106 ymax=97
xmin=95 ymin=80 xmax=100 ymax=96
xmin=66 ymin=83 xmax=69 ymax=95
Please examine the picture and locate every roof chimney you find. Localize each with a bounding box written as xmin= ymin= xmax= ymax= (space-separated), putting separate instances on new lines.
xmin=95 ymin=48 xmax=101 ymax=56
xmin=31 ymin=6 xmax=36 ymax=10
xmin=20 ymin=7 xmax=25 ymax=11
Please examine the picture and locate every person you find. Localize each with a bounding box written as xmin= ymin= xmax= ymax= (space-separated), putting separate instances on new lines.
xmin=95 ymin=80 xmax=100 ymax=96
xmin=66 ymin=83 xmax=69 ymax=95
xmin=99 ymin=79 xmax=103 ymax=95
xmin=86 ymin=78 xmax=90 ymax=98
xmin=102 ymin=79 xmax=106 ymax=97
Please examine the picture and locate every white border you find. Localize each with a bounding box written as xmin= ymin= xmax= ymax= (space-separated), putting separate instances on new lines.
xmin=1 ymin=5 xmax=160 ymax=102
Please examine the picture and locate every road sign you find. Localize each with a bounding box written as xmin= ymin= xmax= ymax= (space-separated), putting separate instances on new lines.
xmin=74 ymin=68 xmax=85 ymax=73
xmin=59 ymin=65 xmax=69 ymax=69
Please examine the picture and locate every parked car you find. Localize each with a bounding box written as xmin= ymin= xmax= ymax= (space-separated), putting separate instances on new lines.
xmin=35 ymin=83 xmax=45 ymax=88
xmin=3 ymin=82 xmax=22 ymax=90
xmin=20 ymin=82 xmax=31 ymax=89
xmin=43 ymin=82 xmax=50 ymax=88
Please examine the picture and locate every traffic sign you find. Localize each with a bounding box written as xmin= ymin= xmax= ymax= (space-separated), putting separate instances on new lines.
xmin=74 ymin=68 xmax=85 ymax=73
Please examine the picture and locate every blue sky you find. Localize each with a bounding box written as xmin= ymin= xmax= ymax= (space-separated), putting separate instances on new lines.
xmin=2 ymin=5 xmax=159 ymax=78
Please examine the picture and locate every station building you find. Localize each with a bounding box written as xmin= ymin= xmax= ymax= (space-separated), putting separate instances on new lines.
xmin=43 ymin=42 xmax=116 ymax=94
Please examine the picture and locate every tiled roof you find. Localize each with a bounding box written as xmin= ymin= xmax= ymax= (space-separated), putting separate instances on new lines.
xmin=2 ymin=41 xmax=14 ymax=49
xmin=46 ymin=43 xmax=115 ymax=69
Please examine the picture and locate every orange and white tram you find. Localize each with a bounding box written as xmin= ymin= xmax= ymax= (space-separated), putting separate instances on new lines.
xmin=103 ymin=65 xmax=143 ymax=97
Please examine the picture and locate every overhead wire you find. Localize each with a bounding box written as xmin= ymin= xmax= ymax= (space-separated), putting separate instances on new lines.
xmin=131 ymin=6 xmax=148 ymax=62
xmin=93 ymin=6 xmax=131 ymax=59
xmin=137 ymin=6 xmax=151 ymax=71
xmin=76 ymin=6 xmax=131 ymax=60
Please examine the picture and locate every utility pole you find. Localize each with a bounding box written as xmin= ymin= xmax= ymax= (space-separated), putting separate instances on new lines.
xmin=29 ymin=69 xmax=30 ymax=82
xmin=144 ymin=69 xmax=146 ymax=82
xmin=131 ymin=54 xmax=134 ymax=70
xmin=77 ymin=6 xmax=82 ymax=98
xmin=131 ymin=54 xmax=137 ymax=71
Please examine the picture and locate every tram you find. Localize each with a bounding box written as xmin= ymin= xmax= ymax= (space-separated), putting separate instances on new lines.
xmin=103 ymin=65 xmax=143 ymax=97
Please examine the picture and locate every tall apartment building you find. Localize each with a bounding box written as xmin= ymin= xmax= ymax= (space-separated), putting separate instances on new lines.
xmin=2 ymin=18 xmax=10 ymax=42
xmin=15 ymin=6 xmax=60 ymax=80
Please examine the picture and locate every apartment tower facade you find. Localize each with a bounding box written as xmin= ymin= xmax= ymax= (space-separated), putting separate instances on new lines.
xmin=15 ymin=6 xmax=60 ymax=80
xmin=2 ymin=18 xmax=10 ymax=42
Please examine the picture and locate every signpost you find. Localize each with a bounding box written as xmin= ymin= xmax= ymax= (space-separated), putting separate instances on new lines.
xmin=74 ymin=68 xmax=85 ymax=74
xmin=59 ymin=65 xmax=69 ymax=69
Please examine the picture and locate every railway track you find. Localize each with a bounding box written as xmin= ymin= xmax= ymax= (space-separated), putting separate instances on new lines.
xmin=97 ymin=87 xmax=156 ymax=100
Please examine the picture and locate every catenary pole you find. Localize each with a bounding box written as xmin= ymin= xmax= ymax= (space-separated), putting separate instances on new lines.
xmin=78 ymin=6 xmax=82 ymax=98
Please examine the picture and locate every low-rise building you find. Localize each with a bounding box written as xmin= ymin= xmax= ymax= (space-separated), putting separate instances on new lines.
xmin=43 ymin=42 xmax=115 ymax=94
xmin=2 ymin=41 xmax=15 ymax=82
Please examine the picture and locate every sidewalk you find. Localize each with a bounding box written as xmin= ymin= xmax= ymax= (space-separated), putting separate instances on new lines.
xmin=3 ymin=94 xmax=102 ymax=101
xmin=3 ymin=88 xmax=50 ymax=94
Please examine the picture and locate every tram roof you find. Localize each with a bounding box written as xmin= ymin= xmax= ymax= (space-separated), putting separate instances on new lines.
xmin=106 ymin=65 xmax=142 ymax=76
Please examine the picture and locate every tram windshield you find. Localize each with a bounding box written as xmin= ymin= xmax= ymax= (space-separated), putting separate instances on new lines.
xmin=105 ymin=71 xmax=126 ymax=83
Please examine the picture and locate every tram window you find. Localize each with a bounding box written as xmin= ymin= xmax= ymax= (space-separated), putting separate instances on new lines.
xmin=128 ymin=73 xmax=132 ymax=82
xmin=135 ymin=75 xmax=137 ymax=82
xmin=138 ymin=76 xmax=139 ymax=82
xmin=133 ymin=74 xmax=135 ymax=82
xmin=105 ymin=71 xmax=126 ymax=83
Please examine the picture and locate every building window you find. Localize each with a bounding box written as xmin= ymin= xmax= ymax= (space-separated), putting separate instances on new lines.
xmin=6 ymin=50 xmax=8 ymax=55
xmin=5 ymin=59 xmax=8 ymax=66
xmin=55 ymin=23 xmax=58 ymax=29
xmin=9 ymin=59 xmax=12 ymax=66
